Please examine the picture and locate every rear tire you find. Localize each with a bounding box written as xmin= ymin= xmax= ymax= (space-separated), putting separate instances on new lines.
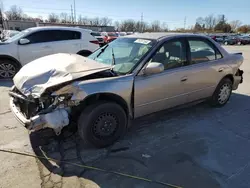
xmin=0 ymin=59 xmax=20 ymax=79
xmin=209 ymin=78 xmax=233 ymax=107
xmin=78 ymin=101 xmax=127 ymax=148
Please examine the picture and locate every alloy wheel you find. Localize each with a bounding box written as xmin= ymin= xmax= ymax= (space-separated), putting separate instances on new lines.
xmin=0 ymin=63 xmax=16 ymax=78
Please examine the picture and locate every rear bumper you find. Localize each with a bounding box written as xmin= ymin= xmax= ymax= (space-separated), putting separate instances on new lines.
xmin=232 ymin=69 xmax=244 ymax=90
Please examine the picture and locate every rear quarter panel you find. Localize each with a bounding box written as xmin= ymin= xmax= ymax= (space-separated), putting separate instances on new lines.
xmin=80 ymin=31 xmax=99 ymax=52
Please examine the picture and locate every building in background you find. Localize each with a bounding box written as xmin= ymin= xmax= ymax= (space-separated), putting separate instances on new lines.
xmin=3 ymin=20 xmax=115 ymax=32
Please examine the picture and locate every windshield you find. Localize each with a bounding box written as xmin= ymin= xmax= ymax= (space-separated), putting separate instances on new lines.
xmin=91 ymin=32 xmax=101 ymax=36
xmin=4 ymin=29 xmax=31 ymax=43
xmin=88 ymin=37 xmax=155 ymax=74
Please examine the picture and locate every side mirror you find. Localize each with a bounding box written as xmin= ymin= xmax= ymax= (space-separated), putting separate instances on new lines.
xmin=19 ymin=38 xmax=30 ymax=45
xmin=143 ymin=62 xmax=164 ymax=75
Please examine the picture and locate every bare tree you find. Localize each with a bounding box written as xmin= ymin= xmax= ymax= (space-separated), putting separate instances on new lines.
xmin=5 ymin=5 xmax=23 ymax=20
xmin=150 ymin=20 xmax=161 ymax=32
xmin=99 ymin=17 xmax=112 ymax=26
xmin=48 ymin=13 xmax=59 ymax=23
xmin=204 ymin=14 xmax=216 ymax=30
xmin=114 ymin=21 xmax=120 ymax=31
xmin=120 ymin=19 xmax=136 ymax=32
xmin=60 ymin=12 xmax=71 ymax=23
xmin=230 ymin=20 xmax=242 ymax=31
xmin=161 ymin=22 xmax=168 ymax=31
xmin=91 ymin=17 xmax=100 ymax=26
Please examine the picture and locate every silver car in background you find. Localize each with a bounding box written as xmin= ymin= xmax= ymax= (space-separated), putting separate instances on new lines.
xmin=9 ymin=33 xmax=244 ymax=148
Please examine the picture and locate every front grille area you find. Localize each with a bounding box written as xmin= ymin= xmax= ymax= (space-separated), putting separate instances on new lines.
xmin=10 ymin=88 xmax=39 ymax=118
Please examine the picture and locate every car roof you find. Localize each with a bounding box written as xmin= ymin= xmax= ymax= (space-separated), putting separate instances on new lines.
xmin=26 ymin=26 xmax=91 ymax=32
xmin=124 ymin=32 xmax=209 ymax=40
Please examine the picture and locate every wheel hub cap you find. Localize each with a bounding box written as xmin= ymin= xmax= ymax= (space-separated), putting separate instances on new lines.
xmin=0 ymin=63 xmax=16 ymax=78
xmin=93 ymin=113 xmax=118 ymax=138
xmin=218 ymin=83 xmax=231 ymax=104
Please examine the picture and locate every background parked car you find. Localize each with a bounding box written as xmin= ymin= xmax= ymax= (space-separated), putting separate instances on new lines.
xmin=224 ymin=36 xmax=238 ymax=45
xmin=105 ymin=32 xmax=118 ymax=43
xmin=236 ymin=36 xmax=250 ymax=45
xmin=0 ymin=26 xmax=99 ymax=79
xmin=118 ymin=32 xmax=127 ymax=37
xmin=90 ymin=31 xmax=106 ymax=46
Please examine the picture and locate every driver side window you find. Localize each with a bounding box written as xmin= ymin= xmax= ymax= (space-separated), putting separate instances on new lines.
xmin=26 ymin=30 xmax=54 ymax=44
xmin=149 ymin=39 xmax=187 ymax=70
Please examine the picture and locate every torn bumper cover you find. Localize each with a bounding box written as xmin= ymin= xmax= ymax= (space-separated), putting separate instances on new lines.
xmin=232 ymin=69 xmax=244 ymax=90
xmin=9 ymin=96 xmax=69 ymax=135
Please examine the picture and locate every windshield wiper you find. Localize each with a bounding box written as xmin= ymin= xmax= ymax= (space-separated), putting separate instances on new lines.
xmin=95 ymin=44 xmax=109 ymax=59
xmin=111 ymin=48 xmax=116 ymax=66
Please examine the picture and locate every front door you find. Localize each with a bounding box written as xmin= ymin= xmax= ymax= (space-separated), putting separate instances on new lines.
xmin=18 ymin=30 xmax=55 ymax=65
xmin=134 ymin=38 xmax=190 ymax=118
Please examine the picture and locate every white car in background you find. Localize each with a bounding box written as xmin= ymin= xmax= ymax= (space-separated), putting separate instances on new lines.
xmin=0 ymin=26 xmax=99 ymax=79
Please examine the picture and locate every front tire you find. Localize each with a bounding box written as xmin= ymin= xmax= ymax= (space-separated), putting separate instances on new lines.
xmin=78 ymin=101 xmax=127 ymax=148
xmin=0 ymin=59 xmax=20 ymax=79
xmin=209 ymin=78 xmax=233 ymax=107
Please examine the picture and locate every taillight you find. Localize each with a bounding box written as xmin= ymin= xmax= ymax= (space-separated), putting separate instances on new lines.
xmin=90 ymin=40 xmax=99 ymax=44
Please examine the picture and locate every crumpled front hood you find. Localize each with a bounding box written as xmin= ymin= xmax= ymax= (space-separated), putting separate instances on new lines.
xmin=13 ymin=53 xmax=111 ymax=98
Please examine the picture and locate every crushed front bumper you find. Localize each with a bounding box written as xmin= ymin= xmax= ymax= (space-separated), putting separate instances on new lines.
xmin=9 ymin=94 xmax=69 ymax=135
xmin=10 ymin=96 xmax=33 ymax=129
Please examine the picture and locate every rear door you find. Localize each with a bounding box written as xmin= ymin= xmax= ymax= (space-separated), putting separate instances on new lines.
xmin=18 ymin=30 xmax=55 ymax=64
xmin=49 ymin=30 xmax=82 ymax=54
xmin=184 ymin=37 xmax=226 ymax=102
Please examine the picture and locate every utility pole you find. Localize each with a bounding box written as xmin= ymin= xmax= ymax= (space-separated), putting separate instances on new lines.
xmin=184 ymin=16 xmax=186 ymax=30
xmin=140 ymin=12 xmax=143 ymax=33
xmin=73 ymin=0 xmax=76 ymax=24
xmin=0 ymin=8 xmax=4 ymax=30
xmin=71 ymin=5 xmax=73 ymax=24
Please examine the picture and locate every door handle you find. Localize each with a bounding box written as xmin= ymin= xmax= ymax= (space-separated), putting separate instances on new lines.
xmin=218 ymin=68 xmax=224 ymax=72
xmin=181 ymin=76 xmax=188 ymax=82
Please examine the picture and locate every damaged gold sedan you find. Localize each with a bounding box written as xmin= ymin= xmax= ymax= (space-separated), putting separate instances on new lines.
xmin=9 ymin=33 xmax=244 ymax=148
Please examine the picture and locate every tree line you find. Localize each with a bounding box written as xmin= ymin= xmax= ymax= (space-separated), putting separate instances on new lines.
xmin=192 ymin=14 xmax=250 ymax=33
xmin=2 ymin=5 xmax=250 ymax=33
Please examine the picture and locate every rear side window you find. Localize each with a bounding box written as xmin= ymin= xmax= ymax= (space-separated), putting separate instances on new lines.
xmin=53 ymin=30 xmax=81 ymax=41
xmin=188 ymin=39 xmax=222 ymax=64
xmin=26 ymin=30 xmax=81 ymax=44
